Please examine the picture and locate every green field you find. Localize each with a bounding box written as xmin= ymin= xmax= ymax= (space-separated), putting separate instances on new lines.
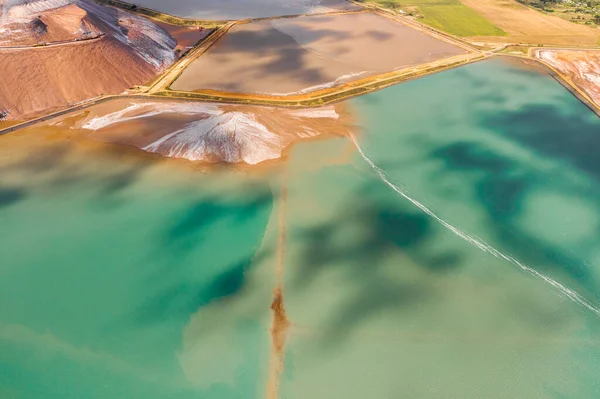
xmin=419 ymin=4 xmax=506 ymax=36
xmin=364 ymin=0 xmax=507 ymax=37
xmin=498 ymin=45 xmax=530 ymax=55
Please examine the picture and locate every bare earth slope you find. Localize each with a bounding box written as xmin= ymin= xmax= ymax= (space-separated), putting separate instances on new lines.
xmin=0 ymin=0 xmax=178 ymax=120
xmin=0 ymin=3 xmax=102 ymax=46
xmin=462 ymin=0 xmax=599 ymax=45
xmin=0 ymin=38 xmax=156 ymax=118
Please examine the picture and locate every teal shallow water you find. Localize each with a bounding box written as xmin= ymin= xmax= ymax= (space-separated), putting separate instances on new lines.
xmin=352 ymin=57 xmax=600 ymax=309
xmin=279 ymin=58 xmax=600 ymax=398
xmin=1 ymin=57 xmax=600 ymax=399
xmin=0 ymin=146 xmax=275 ymax=398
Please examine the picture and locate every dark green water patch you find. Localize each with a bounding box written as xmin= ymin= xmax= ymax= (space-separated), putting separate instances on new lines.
xmin=351 ymin=57 xmax=600 ymax=308
xmin=280 ymin=128 xmax=600 ymax=399
xmin=0 ymin=148 xmax=274 ymax=398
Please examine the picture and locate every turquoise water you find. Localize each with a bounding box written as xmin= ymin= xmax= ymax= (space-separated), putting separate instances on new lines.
xmin=352 ymin=57 xmax=600 ymax=309
xmin=279 ymin=58 xmax=600 ymax=398
xmin=0 ymin=145 xmax=275 ymax=398
xmin=2 ymin=57 xmax=600 ymax=399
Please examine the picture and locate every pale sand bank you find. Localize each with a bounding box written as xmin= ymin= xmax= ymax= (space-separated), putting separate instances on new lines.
xmin=171 ymin=12 xmax=466 ymax=95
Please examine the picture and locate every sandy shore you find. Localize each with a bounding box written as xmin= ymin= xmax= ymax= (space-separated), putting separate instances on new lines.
xmin=171 ymin=12 xmax=465 ymax=95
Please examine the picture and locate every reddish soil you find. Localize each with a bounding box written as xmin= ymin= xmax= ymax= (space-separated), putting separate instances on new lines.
xmin=0 ymin=1 xmax=179 ymax=120
xmin=0 ymin=37 xmax=157 ymax=119
xmin=0 ymin=3 xmax=102 ymax=46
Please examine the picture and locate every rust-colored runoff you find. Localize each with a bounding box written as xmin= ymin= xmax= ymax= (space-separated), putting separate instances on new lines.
xmin=266 ymin=287 xmax=290 ymax=399
xmin=266 ymin=172 xmax=290 ymax=399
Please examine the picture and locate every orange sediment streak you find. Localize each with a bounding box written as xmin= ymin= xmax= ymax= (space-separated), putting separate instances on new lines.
xmin=266 ymin=172 xmax=290 ymax=399
xmin=266 ymin=287 xmax=289 ymax=399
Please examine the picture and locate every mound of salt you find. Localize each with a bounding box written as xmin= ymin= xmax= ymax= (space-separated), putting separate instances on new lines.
xmin=80 ymin=102 xmax=349 ymax=165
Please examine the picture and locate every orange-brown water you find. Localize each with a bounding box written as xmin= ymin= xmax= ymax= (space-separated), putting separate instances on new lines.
xmin=56 ymin=98 xmax=354 ymax=165
xmin=171 ymin=12 xmax=466 ymax=95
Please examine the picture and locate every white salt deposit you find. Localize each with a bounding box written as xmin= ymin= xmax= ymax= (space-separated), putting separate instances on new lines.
xmin=0 ymin=0 xmax=72 ymax=22
xmin=82 ymin=102 xmax=341 ymax=164
xmin=77 ymin=0 xmax=176 ymax=71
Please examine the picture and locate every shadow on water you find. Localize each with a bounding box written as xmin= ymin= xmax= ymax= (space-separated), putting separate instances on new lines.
xmin=0 ymin=186 xmax=26 ymax=208
xmin=279 ymin=158 xmax=588 ymax=358
xmin=0 ymin=140 xmax=157 ymax=204
xmin=0 ymin=132 xmax=275 ymax=397
xmin=432 ymin=140 xmax=594 ymax=284
xmin=287 ymin=60 xmax=600 ymax=350
xmin=128 ymin=187 xmax=275 ymax=327
xmin=208 ymin=26 xmax=341 ymax=91
xmin=132 ymin=0 xmax=353 ymax=20
xmin=420 ymin=98 xmax=600 ymax=303
xmin=287 ymin=178 xmax=467 ymax=345
xmin=165 ymin=191 xmax=273 ymax=251
xmin=200 ymin=18 xmax=396 ymax=92
xmin=480 ymin=103 xmax=600 ymax=182
xmin=129 ymin=254 xmax=267 ymax=328
xmin=364 ymin=29 xmax=394 ymax=41
xmin=344 ymin=59 xmax=600 ymax=315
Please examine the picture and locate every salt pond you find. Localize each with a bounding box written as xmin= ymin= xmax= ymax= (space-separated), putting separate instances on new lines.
xmin=127 ymin=0 xmax=357 ymax=20
xmin=1 ymin=58 xmax=600 ymax=398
